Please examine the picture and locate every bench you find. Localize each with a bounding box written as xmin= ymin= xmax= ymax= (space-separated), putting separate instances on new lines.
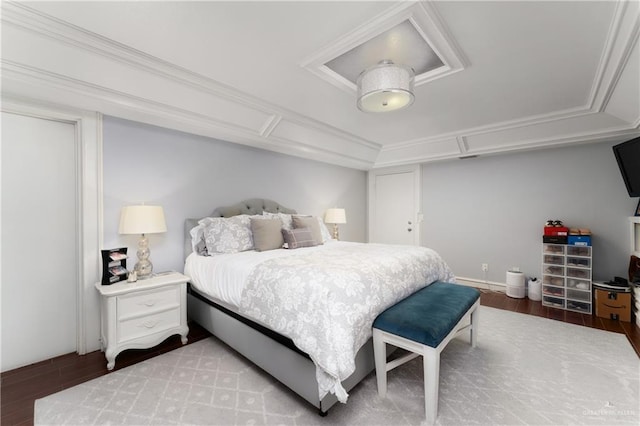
xmin=372 ymin=281 xmax=481 ymax=424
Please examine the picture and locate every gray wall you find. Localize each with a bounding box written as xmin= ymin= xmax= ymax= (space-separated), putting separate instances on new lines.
xmin=103 ymin=116 xmax=366 ymax=273
xmin=421 ymin=142 xmax=637 ymax=284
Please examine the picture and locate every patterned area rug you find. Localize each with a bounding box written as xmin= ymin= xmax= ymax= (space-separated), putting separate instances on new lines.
xmin=35 ymin=306 xmax=639 ymax=425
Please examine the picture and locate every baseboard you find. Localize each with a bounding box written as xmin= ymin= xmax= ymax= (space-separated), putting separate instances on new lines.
xmin=455 ymin=276 xmax=507 ymax=293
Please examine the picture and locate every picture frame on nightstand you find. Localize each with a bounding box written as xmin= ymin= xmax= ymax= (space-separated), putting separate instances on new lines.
xmin=101 ymin=247 xmax=128 ymax=285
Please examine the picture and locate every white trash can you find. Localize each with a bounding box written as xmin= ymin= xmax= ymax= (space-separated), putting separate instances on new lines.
xmin=506 ymin=270 xmax=525 ymax=298
xmin=528 ymin=277 xmax=542 ymax=301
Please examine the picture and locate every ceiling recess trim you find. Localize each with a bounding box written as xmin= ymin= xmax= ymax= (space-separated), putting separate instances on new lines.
xmin=300 ymin=1 xmax=467 ymax=94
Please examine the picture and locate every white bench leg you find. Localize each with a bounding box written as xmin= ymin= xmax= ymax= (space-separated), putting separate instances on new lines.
xmin=423 ymin=348 xmax=439 ymax=425
xmin=373 ymin=330 xmax=388 ymax=397
xmin=470 ymin=305 xmax=479 ymax=348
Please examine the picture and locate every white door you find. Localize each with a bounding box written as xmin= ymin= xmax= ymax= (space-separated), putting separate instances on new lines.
xmin=1 ymin=111 xmax=78 ymax=371
xmin=368 ymin=166 xmax=421 ymax=245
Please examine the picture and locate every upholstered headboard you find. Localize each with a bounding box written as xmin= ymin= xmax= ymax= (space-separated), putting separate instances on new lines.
xmin=184 ymin=198 xmax=297 ymax=261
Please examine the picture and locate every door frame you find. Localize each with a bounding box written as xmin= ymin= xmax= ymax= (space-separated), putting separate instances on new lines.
xmin=367 ymin=164 xmax=422 ymax=245
xmin=2 ymin=97 xmax=103 ymax=355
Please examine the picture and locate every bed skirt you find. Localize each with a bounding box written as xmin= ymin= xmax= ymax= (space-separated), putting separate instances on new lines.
xmin=186 ymin=285 xmax=378 ymax=414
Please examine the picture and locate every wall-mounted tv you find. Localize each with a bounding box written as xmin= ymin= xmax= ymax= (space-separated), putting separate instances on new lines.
xmin=613 ymin=136 xmax=640 ymax=197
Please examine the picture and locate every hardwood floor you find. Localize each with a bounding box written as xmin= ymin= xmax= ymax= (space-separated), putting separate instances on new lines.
xmin=2 ymin=293 xmax=639 ymax=426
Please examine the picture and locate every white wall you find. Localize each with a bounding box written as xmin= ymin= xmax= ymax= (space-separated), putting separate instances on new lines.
xmin=421 ymin=142 xmax=638 ymax=285
xmin=102 ymin=116 xmax=367 ymax=273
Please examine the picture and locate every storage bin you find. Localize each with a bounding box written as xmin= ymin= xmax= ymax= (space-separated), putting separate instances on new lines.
xmin=543 ymin=296 xmax=564 ymax=308
xmin=544 ymin=226 xmax=569 ymax=236
xmin=543 ymin=255 xmax=564 ymax=265
xmin=566 ymin=246 xmax=591 ymax=257
xmin=566 ymin=288 xmax=590 ymax=301
xmin=567 ymin=267 xmax=590 ymax=280
xmin=543 ymin=285 xmax=564 ymax=297
xmin=568 ymin=235 xmax=591 ymax=246
xmin=566 ymin=278 xmax=590 ymax=290
xmin=544 ymin=265 xmax=565 ymax=276
xmin=566 ymin=257 xmax=591 ymax=268
xmin=566 ymin=300 xmax=591 ymax=313
xmin=543 ymin=235 xmax=568 ymax=244
xmin=543 ymin=244 xmax=565 ymax=254
xmin=543 ymin=275 xmax=564 ymax=286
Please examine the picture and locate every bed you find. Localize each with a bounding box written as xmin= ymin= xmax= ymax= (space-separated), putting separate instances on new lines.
xmin=184 ymin=198 xmax=455 ymax=414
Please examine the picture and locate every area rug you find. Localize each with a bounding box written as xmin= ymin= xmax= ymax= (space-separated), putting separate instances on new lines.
xmin=35 ymin=306 xmax=639 ymax=425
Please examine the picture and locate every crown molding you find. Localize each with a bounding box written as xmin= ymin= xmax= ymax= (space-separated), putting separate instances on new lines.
xmin=381 ymin=105 xmax=591 ymax=154
xmin=260 ymin=115 xmax=283 ymax=138
xmin=1 ymin=1 xmax=379 ymax=168
xmin=375 ymin=123 xmax=640 ymax=169
xmin=300 ymin=0 xmax=466 ymax=94
xmin=589 ymin=0 xmax=640 ymax=113
xmin=2 ymin=60 xmax=375 ymax=171
xmin=2 ymin=1 xmax=638 ymax=172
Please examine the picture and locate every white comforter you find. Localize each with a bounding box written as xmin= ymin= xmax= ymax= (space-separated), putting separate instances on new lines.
xmin=236 ymin=242 xmax=455 ymax=402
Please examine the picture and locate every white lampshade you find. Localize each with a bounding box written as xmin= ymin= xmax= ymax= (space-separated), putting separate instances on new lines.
xmin=119 ymin=205 xmax=167 ymax=235
xmin=325 ymin=208 xmax=346 ymax=224
xmin=357 ymin=60 xmax=415 ymax=113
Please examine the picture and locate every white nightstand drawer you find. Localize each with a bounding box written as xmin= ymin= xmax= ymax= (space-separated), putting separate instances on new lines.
xmin=117 ymin=286 xmax=180 ymax=319
xmin=95 ymin=272 xmax=189 ymax=370
xmin=117 ymin=307 xmax=180 ymax=343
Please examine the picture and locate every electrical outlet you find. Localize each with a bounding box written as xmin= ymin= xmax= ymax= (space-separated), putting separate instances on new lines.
xmin=481 ymin=263 xmax=489 ymax=272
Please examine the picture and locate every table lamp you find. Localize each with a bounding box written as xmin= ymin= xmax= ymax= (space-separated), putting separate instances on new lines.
xmin=324 ymin=208 xmax=346 ymax=240
xmin=119 ymin=205 xmax=167 ymax=279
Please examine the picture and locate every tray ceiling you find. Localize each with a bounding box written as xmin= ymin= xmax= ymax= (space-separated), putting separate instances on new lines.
xmin=1 ymin=1 xmax=639 ymax=170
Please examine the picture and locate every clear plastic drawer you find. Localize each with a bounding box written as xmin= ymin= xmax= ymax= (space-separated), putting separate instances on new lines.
xmin=567 ymin=267 xmax=591 ymax=280
xmin=566 ymin=289 xmax=590 ymax=301
xmin=543 ymin=244 xmax=565 ymax=254
xmin=566 ymin=257 xmax=591 ymax=268
xmin=544 ymin=265 xmax=565 ymax=276
xmin=543 ymin=275 xmax=564 ymax=286
xmin=566 ymin=278 xmax=590 ymax=290
xmin=566 ymin=246 xmax=591 ymax=257
xmin=543 ymin=285 xmax=564 ymax=297
xmin=566 ymin=300 xmax=591 ymax=314
xmin=543 ymin=255 xmax=564 ymax=265
xmin=543 ymin=296 xmax=565 ymax=308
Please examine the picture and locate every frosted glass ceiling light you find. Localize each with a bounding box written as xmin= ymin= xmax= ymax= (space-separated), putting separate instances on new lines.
xmin=357 ymin=60 xmax=415 ymax=113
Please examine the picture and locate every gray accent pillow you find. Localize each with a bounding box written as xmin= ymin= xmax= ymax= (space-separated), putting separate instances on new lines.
xmin=292 ymin=215 xmax=323 ymax=245
xmin=251 ymin=218 xmax=285 ymax=252
xmin=262 ymin=211 xmax=293 ymax=231
xmin=283 ymin=227 xmax=317 ymax=249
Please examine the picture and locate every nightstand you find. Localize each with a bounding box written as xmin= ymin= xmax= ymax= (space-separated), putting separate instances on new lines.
xmin=94 ymin=271 xmax=189 ymax=370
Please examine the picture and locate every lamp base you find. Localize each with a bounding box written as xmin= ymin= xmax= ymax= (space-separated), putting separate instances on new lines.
xmin=135 ymin=234 xmax=153 ymax=279
xmin=332 ymin=224 xmax=340 ymax=241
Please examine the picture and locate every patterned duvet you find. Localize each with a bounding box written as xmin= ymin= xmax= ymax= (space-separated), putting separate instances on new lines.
xmin=239 ymin=242 xmax=455 ymax=402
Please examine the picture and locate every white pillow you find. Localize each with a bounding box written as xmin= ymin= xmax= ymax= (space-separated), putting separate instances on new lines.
xmin=200 ymin=215 xmax=254 ymax=254
xmin=262 ymin=211 xmax=293 ymax=231
xmin=318 ymin=217 xmax=333 ymax=242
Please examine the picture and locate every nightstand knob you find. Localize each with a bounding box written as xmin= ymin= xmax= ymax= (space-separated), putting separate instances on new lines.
xmin=141 ymin=300 xmax=156 ymax=307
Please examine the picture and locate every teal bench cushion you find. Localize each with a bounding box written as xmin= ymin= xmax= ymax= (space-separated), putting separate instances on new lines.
xmin=373 ymin=281 xmax=480 ymax=348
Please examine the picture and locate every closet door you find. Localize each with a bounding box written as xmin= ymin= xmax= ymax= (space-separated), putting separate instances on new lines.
xmin=1 ymin=111 xmax=78 ymax=371
xmin=368 ymin=165 xmax=421 ymax=245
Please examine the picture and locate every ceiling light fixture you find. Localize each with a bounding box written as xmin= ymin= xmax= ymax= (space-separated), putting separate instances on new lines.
xmin=357 ymin=60 xmax=415 ymax=113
